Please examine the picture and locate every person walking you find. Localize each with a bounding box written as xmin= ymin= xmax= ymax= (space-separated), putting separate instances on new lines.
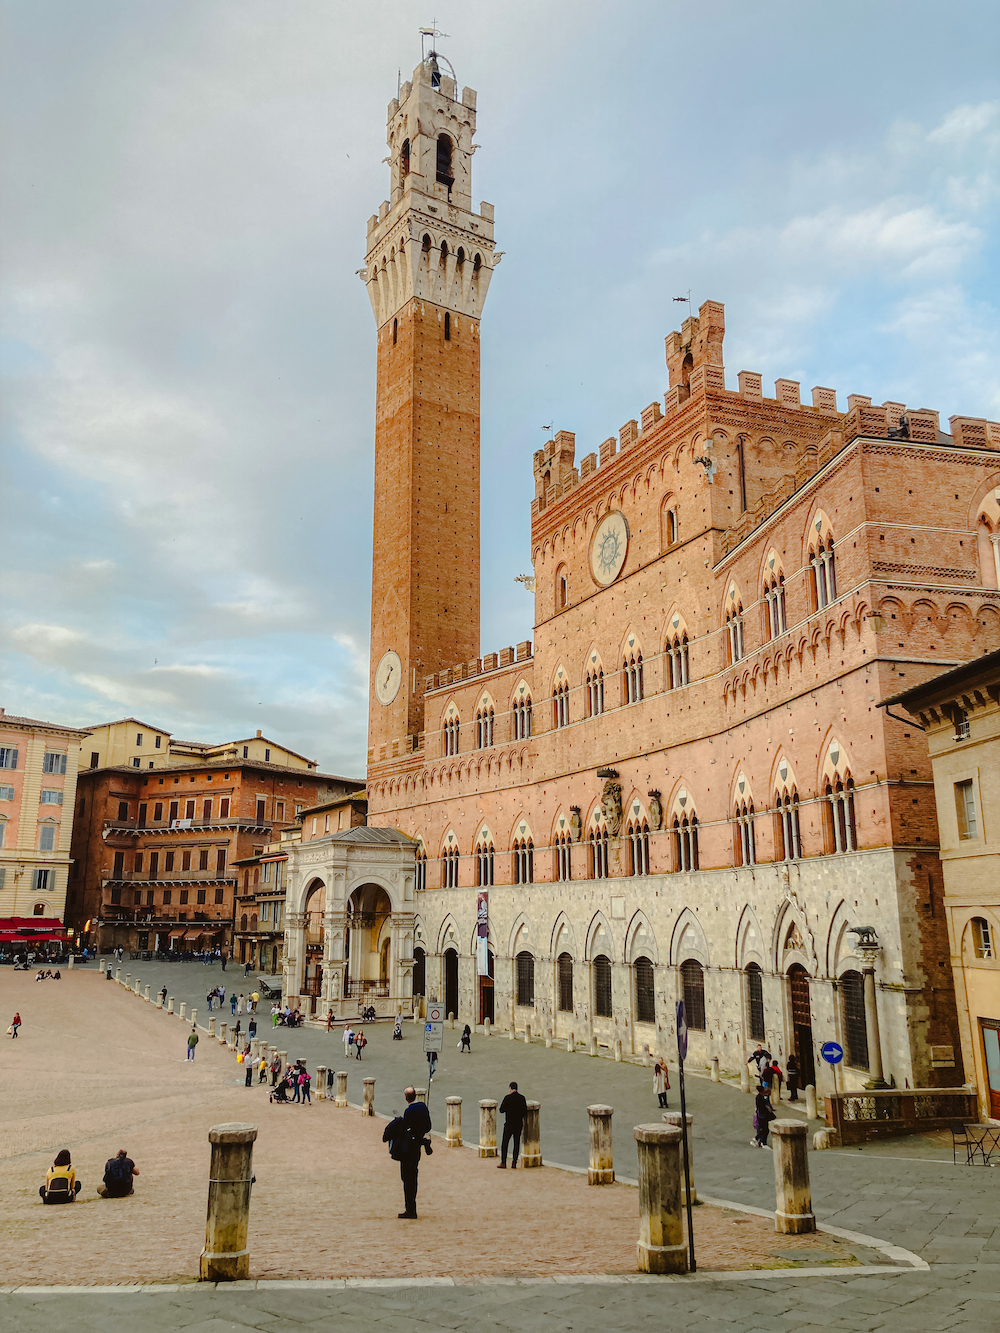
xmin=230 ymin=992 xmax=237 ymax=1016
xmin=160 ymin=985 xmax=168 ymax=1006
xmin=343 ymin=1024 xmax=354 ymax=1060
xmin=9 ymin=1012 xmax=21 ymax=1039
xmin=354 ymin=1030 xmax=367 ymax=1060
xmin=186 ymin=1026 xmax=199 ymax=1061
xmin=248 ymin=1017 xmax=257 ymax=1040
xmin=258 ymin=1055 xmax=268 ymax=1083
xmin=459 ymin=1023 xmax=472 ymax=1053
xmin=237 ymin=994 xmax=245 ymax=1015
xmin=290 ymin=1062 xmax=302 ymax=1103
xmin=382 ymin=1086 xmax=432 ymax=1218
xmin=747 ymin=1042 xmax=772 ymax=1081
xmin=206 ymin=991 xmax=214 ymax=1013
xmin=326 ymin=1009 xmax=335 ymax=1033
xmin=653 ymin=1058 xmax=670 ymax=1108
xmin=786 ymin=1053 xmax=800 ymax=1102
xmin=751 ymin=1084 xmax=776 ymax=1149
xmin=498 ymin=1081 xmax=528 ymax=1168
xmin=299 ymin=1067 xmax=312 ymax=1103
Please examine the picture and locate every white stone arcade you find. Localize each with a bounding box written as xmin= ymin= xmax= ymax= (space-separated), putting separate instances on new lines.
xmin=282 ymin=826 xmax=419 ymax=1019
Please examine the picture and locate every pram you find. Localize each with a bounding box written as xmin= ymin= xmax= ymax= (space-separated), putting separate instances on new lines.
xmin=269 ymin=1080 xmax=290 ymax=1103
xmin=392 ymin=1022 xmax=403 ymax=1040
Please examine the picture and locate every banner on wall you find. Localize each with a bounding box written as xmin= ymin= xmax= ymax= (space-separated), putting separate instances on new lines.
xmin=476 ymin=889 xmax=489 ymax=976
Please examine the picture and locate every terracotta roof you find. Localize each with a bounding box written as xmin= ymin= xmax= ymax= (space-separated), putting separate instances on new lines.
xmin=81 ymin=717 xmax=170 ymax=734
xmin=0 ymin=712 xmax=91 ymax=737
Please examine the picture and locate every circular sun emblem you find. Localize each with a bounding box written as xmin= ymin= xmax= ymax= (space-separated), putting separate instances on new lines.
xmin=590 ymin=511 xmax=629 ymax=586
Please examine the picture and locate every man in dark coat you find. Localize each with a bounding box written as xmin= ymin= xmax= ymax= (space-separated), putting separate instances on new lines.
xmin=498 ymin=1081 xmax=528 ymax=1168
xmin=383 ymin=1085 xmax=432 ymax=1218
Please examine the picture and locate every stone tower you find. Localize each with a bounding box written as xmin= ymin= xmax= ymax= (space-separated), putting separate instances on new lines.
xmin=364 ymin=53 xmax=498 ymax=763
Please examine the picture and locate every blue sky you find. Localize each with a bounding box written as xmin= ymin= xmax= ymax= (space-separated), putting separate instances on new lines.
xmin=2 ymin=0 xmax=998 ymax=774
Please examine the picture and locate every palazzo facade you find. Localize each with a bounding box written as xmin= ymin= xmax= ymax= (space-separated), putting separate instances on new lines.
xmin=297 ymin=53 xmax=1000 ymax=1093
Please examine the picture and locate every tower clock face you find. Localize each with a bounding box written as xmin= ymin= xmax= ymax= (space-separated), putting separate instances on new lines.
xmin=374 ymin=650 xmax=402 ymax=705
xmin=590 ymin=511 xmax=630 ymax=586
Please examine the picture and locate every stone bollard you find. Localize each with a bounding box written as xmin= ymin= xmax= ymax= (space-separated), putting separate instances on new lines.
xmin=484 ymin=1017 xmax=491 ymax=1037
xmin=415 ymin=1088 xmax=427 ymax=1103
xmin=740 ymin=1062 xmax=750 ymax=1094
xmin=613 ymin=1039 xmax=623 ymax=1062
xmin=218 ymin=1021 xmax=228 ymax=1045
xmin=316 ymin=1065 xmax=327 ymax=1100
xmin=524 ymin=1023 xmax=531 ymax=1044
xmin=588 ymin=1104 xmax=614 ymax=1184
xmin=804 ymin=1085 xmax=817 ymax=1119
xmin=115 ymin=968 xmax=121 ymax=983
xmin=521 ymin=1101 xmax=542 ymax=1168
xmin=278 ymin=1051 xmax=287 ymax=1078
xmin=125 ymin=973 xmax=131 ymax=988
xmin=199 ymin=1122 xmax=257 ymax=1282
xmin=634 ymin=1124 xmax=687 ymax=1274
xmin=771 ymin=1120 xmax=816 ymax=1233
xmin=167 ymin=998 xmax=175 ymax=1015
xmin=545 ymin=1028 xmax=553 ymax=1049
xmin=144 ymin=985 xmax=150 ymax=1002
xmin=190 ymin=1008 xmax=197 ymax=1028
xmin=156 ymin=992 xmax=163 ymax=1009
xmin=208 ymin=1017 xmax=216 ymax=1036
xmin=508 ymin=1026 xmax=516 ymax=1041
xmin=479 ymin=1100 xmax=498 ymax=1157
xmin=133 ymin=977 xmax=139 ymax=994
xmin=99 ymin=961 xmax=106 ymax=976
xmin=642 ymin=1043 xmax=650 ymax=1067
xmin=449 ymin=1013 xmax=456 ymax=1030
xmin=68 ymin=954 xmax=75 ymax=970
xmin=446 ymin=1096 xmax=462 ymax=1146
xmin=711 ymin=1056 xmax=720 ymax=1083
xmin=363 ymin=1077 xmax=375 ymax=1116
xmin=588 ymin=1034 xmax=598 ymax=1057
xmin=662 ymin=1111 xmax=697 ymax=1204
xmin=334 ymin=1070 xmax=348 ymax=1108
xmin=179 ymin=1002 xmax=187 ymax=1021
xmin=567 ymin=1032 xmax=575 ymax=1054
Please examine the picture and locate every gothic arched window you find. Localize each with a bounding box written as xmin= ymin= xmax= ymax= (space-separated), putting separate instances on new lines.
xmin=593 ymin=955 xmax=612 ymax=1017
xmin=554 ymin=832 xmax=572 ymax=882
xmin=436 ymin=133 xmax=454 ymax=188
xmin=840 ymin=970 xmax=868 ymax=1069
xmin=476 ymin=706 xmax=494 ymax=749
xmin=811 ymin=536 xmax=837 ymax=610
xmin=512 ymin=837 xmax=534 ymax=885
xmin=734 ymin=802 xmax=756 ymax=867
xmin=680 ymin=959 xmax=706 ymax=1030
xmin=590 ymin=825 xmax=610 ymax=879
xmin=667 ymin=633 xmax=689 ymax=689
xmin=763 ymin=574 xmax=787 ymax=638
xmin=553 ymin=680 xmax=570 ymax=729
xmin=623 ymin=652 xmax=644 ymax=704
xmin=400 ymin=137 xmax=410 ymax=177
xmin=513 ymin=694 xmax=532 ymax=740
xmin=586 ymin=668 xmax=604 ymax=716
xmin=475 ymin=838 xmax=494 ymax=887
xmin=628 ymin=820 xmax=650 ymax=876
xmin=672 ymin=814 xmax=699 ymax=871
xmin=635 ymin=956 xmax=655 ymax=1024
xmin=825 ymin=776 xmax=857 ymax=853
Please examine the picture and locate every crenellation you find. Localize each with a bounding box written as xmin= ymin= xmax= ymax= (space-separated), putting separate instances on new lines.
xmin=811 ymin=386 xmax=837 ymax=412
xmin=580 ymin=452 xmax=597 ymax=477
xmin=775 ymin=378 xmax=800 ymax=409
xmin=461 ymin=86 xmax=477 ymax=109
xmin=842 ymin=402 xmax=888 ymax=442
xmin=950 ymin=416 xmax=995 ymax=450
xmin=482 ymin=652 xmax=498 ymax=672
xmin=663 ymin=385 xmax=684 ymax=415
xmin=498 ymin=646 xmax=514 ymax=667
xmin=619 ymin=419 xmax=638 ymax=450
xmin=907 ymin=409 xmax=940 ymax=442
xmin=738 ymin=371 xmax=763 ymax=400
xmin=599 ymin=436 xmax=617 ymax=466
xmin=641 ymin=401 xmax=662 ymax=433
xmin=883 ymin=400 xmax=906 ymax=429
xmin=847 ymin=394 xmax=872 ymax=411
xmin=516 ymin=641 xmax=532 ymax=662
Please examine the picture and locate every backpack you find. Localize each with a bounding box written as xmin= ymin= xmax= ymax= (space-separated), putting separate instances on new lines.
xmin=385 ymin=1116 xmax=411 ymax=1161
xmin=105 ymin=1156 xmax=130 ymax=1186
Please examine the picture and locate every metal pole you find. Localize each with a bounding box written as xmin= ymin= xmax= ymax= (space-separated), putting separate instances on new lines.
xmin=676 ymin=1001 xmax=696 ymax=1273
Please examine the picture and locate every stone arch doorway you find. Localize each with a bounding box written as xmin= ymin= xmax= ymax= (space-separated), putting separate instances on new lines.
xmin=479 ymin=949 xmax=495 ymax=1024
xmin=302 ymin=881 xmax=325 ymax=1011
xmin=444 ymin=947 xmax=459 ymax=1019
xmin=346 ymin=883 xmax=393 ymax=1001
xmin=788 ymin=963 xmax=815 ymax=1089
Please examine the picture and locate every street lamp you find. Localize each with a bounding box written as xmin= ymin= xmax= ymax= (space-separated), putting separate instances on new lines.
xmin=848 ymin=926 xmax=888 ymax=1089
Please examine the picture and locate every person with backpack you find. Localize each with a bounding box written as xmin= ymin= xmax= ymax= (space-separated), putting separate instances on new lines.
xmin=39 ymin=1149 xmax=81 ymax=1203
xmin=382 ymin=1086 xmax=432 ymax=1219
xmin=298 ymin=1067 xmax=312 ymax=1103
xmin=186 ymin=1026 xmax=199 ymax=1061
xmin=98 ymin=1149 xmax=139 ymax=1199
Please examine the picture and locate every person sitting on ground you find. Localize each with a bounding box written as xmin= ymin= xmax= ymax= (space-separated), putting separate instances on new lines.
xmin=98 ymin=1148 xmax=139 ymax=1198
xmin=40 ymin=1149 xmax=82 ymax=1203
xmin=35 ymin=970 xmax=45 ymax=982
xmin=52 ymin=970 xmax=61 ymax=980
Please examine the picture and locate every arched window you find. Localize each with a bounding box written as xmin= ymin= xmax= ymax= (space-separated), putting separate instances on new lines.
xmin=593 ymin=954 xmax=612 ymax=1017
xmin=635 ymin=956 xmax=655 ymax=1024
xmin=456 ymin=246 xmax=465 ymax=265
xmin=554 ymin=832 xmax=572 ymax=882
xmin=726 ymin=604 xmax=745 ymax=663
xmin=586 ymin=668 xmax=604 ymax=716
xmin=666 ymin=508 xmax=678 ymax=545
xmin=746 ymin=962 xmax=764 ymax=1041
xmin=413 ymin=947 xmax=426 ymax=996
xmin=33 ymin=901 xmax=46 ymax=916
xmin=590 ymin=825 xmax=610 ymax=879
xmin=516 ymin=951 xmax=534 ymax=1006
xmin=443 ymin=716 xmax=460 ymax=756
xmin=840 ymin=970 xmax=868 ymax=1069
xmin=476 ymin=707 xmax=494 ymax=749
xmin=444 ymin=312 xmax=451 ymax=341
xmin=825 ymin=777 xmax=858 ymax=853
xmin=421 ymin=232 xmax=432 ymax=253
xmin=672 ymin=814 xmax=699 ymax=871
xmin=400 ymin=137 xmax=410 ymax=177
xmin=552 ymin=680 xmax=570 ymax=728
xmin=513 ymin=694 xmax=532 ymax=740
xmin=392 ymin=316 xmax=398 ymax=345
xmin=623 ymin=652 xmax=644 ymax=704
xmin=628 ymin=820 xmax=650 ymax=876
xmin=475 ymin=837 xmax=494 ymax=887
xmin=473 ymin=251 xmax=482 ymax=273
xmin=680 ymin=959 xmax=706 ymax=1030
xmin=514 ymin=837 xmax=534 ymax=884
xmin=436 ymin=133 xmax=453 ymax=188
xmin=240 ymin=914 xmax=248 ymax=933
xmin=775 ymin=789 xmax=802 ymax=861
xmin=811 ymin=536 xmax=837 ymax=610
xmin=763 ymin=574 xmax=787 ymax=638
xmin=972 ymin=917 xmax=994 ymax=958
xmin=415 ymin=846 xmax=427 ymax=892
xmin=442 ymin=843 xmax=460 ymax=888
xmin=667 ymin=633 xmax=689 ymax=688
xmin=558 ymin=952 xmax=574 ymax=1011
xmin=734 ymin=802 xmax=756 ymax=867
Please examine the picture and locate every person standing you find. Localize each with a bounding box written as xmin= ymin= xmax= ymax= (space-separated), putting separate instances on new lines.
xmin=248 ymin=1016 xmax=257 ymax=1040
xmin=237 ymin=994 xmax=245 ymax=1015
xmin=383 ymin=1086 xmax=432 ymax=1218
xmin=270 ymin=1053 xmax=281 ymax=1086
xmin=299 ymin=1067 xmax=312 ymax=1103
xmin=354 ymin=1030 xmax=367 ymax=1060
xmin=498 ymin=1082 xmax=528 ymax=1168
xmin=326 ymin=1009 xmax=335 ymax=1033
xmin=258 ymin=1055 xmax=268 ymax=1083
xmin=460 ymin=1024 xmax=472 ymax=1053
xmin=343 ymin=1024 xmax=354 ymax=1060
xmin=767 ymin=1059 xmax=784 ymax=1103
xmin=186 ymin=1026 xmax=199 ymax=1061
xmin=751 ymin=1084 xmax=776 ymax=1149
xmin=159 ymin=985 xmax=168 ymax=1006
xmin=230 ymin=992 xmax=237 ymax=1017
xmin=244 ymin=1052 xmax=254 ymax=1087
xmin=653 ymin=1058 xmax=670 ymax=1108
xmin=9 ymin=1012 xmax=21 ymax=1039
xmin=786 ymin=1053 xmax=800 ymax=1102
xmin=206 ymin=991 xmax=214 ymax=1013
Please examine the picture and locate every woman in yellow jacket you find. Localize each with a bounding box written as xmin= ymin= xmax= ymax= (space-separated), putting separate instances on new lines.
xmin=39 ymin=1149 xmax=82 ymax=1203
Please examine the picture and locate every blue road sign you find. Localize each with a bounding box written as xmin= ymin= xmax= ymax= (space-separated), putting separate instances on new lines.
xmin=821 ymin=1040 xmax=844 ymax=1065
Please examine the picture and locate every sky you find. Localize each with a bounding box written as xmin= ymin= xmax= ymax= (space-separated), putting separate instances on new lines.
xmin=2 ymin=0 xmax=998 ymax=776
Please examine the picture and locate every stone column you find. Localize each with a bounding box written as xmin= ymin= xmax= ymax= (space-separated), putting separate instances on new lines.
xmin=316 ymin=1065 xmax=327 ymax=1099
xmin=613 ymin=1038 xmax=623 ymax=1062
xmin=198 ymin=1122 xmax=257 ymax=1282
xmin=167 ymin=998 xmax=175 ymax=1014
xmin=156 ymin=991 xmax=163 ymax=1009
xmin=634 ymin=1123 xmax=687 ymax=1274
xmin=218 ymin=1021 xmax=228 ymax=1044
xmin=587 ymin=1104 xmax=614 ymax=1184
xmin=446 ymin=1096 xmax=462 ymax=1146
xmin=277 ymin=1051 xmax=287 ymax=1077
xmin=334 ymin=1070 xmax=348 ymax=1107
xmin=521 ymin=1101 xmax=542 ymax=1167
xmin=545 ymin=1028 xmax=553 ymax=1049
xmin=133 ymin=977 xmax=140 ymax=994
xmin=771 ymin=1120 xmax=816 ymax=1234
xmin=208 ymin=1017 xmax=216 ymax=1036
xmin=804 ymin=1085 xmax=817 ymax=1119
xmin=449 ymin=1013 xmax=456 ymax=1029
xmin=862 ymin=966 xmax=888 ymax=1089
xmin=710 ymin=1056 xmax=720 ymax=1082
xmin=588 ymin=1034 xmax=598 ymax=1056
xmin=363 ymin=1077 xmax=375 ymax=1116
xmin=740 ymin=1062 xmax=750 ymax=1093
xmin=662 ymin=1111 xmax=697 ymax=1204
xmin=179 ymin=1002 xmax=187 ymax=1021
xmin=115 ymin=968 xmax=121 ymax=982
xmin=479 ymin=1100 xmax=497 ymax=1157
xmin=508 ymin=1025 xmax=516 ymax=1041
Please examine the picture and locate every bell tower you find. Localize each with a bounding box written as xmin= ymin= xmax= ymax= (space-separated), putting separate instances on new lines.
xmin=364 ymin=53 xmax=498 ymax=765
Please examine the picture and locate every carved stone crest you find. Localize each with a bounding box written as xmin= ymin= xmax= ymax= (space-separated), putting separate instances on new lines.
xmin=569 ymin=806 xmax=582 ymax=842
xmin=647 ymin=790 xmax=662 ymax=831
xmin=601 ymin=779 xmax=623 ymax=836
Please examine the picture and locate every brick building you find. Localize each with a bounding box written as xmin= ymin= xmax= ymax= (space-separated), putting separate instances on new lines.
xmin=283 ymin=53 xmax=1000 ymax=1094
xmin=0 ymin=708 xmax=88 ymax=935
xmin=69 ymin=737 xmax=362 ymax=955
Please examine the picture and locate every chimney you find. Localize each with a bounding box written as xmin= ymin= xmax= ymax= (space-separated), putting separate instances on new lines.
xmin=256 ymin=729 xmax=262 ymax=738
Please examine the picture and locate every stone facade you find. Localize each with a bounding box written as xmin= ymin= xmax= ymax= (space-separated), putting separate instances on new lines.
xmin=353 ymin=56 xmax=1000 ymax=1096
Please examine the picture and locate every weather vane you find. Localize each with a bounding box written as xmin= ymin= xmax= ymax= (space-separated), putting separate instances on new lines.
xmin=673 ymin=289 xmax=692 ymax=319
xmin=420 ymin=20 xmax=450 ymax=62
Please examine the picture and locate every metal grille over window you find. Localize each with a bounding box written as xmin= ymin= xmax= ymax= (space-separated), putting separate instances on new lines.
xmin=558 ymin=953 xmax=574 ymax=1011
xmin=746 ymin=963 xmax=765 ymax=1041
xmin=593 ymin=955 xmax=612 ymax=1017
xmin=635 ymin=956 xmax=655 ymax=1024
xmin=680 ymin=958 xmax=706 ymax=1030
xmin=840 ymin=970 xmax=869 ymax=1069
xmin=516 ymin=951 xmax=534 ymax=1006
